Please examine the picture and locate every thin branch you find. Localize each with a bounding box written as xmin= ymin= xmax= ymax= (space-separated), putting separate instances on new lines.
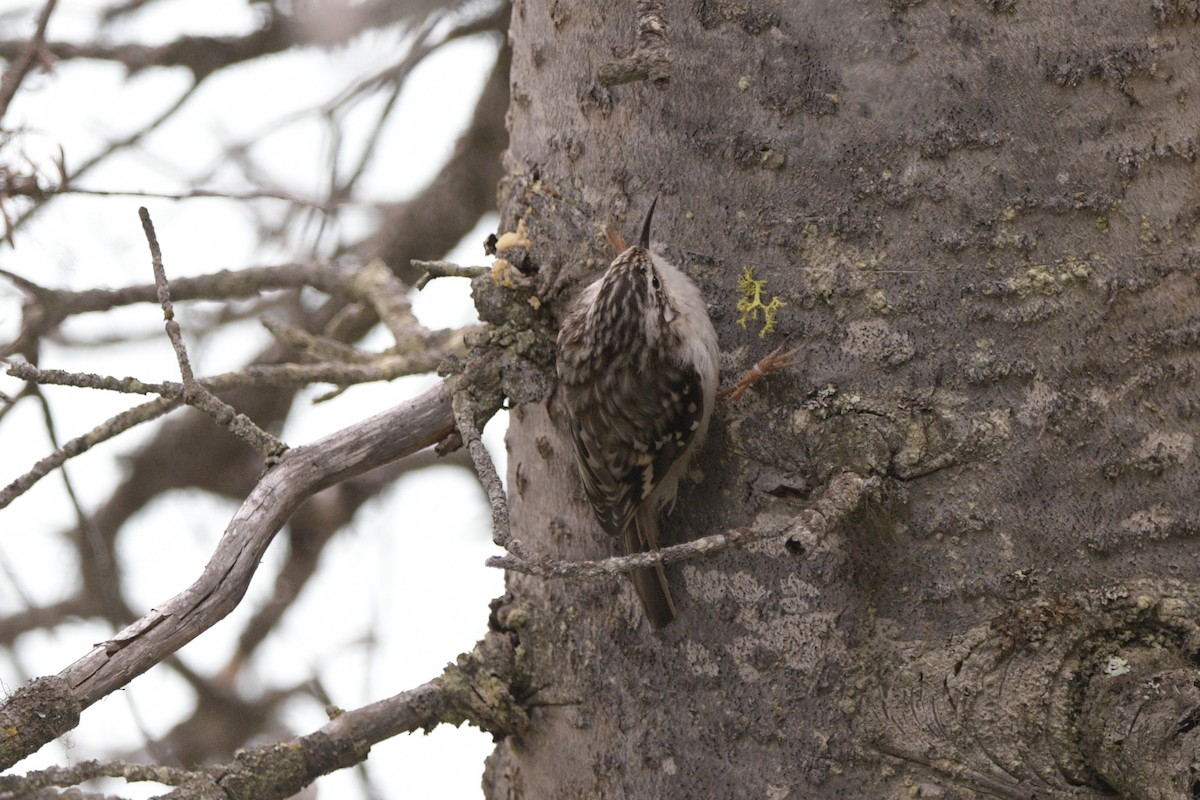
xmin=351 ymin=42 xmax=509 ymax=286
xmin=10 ymin=79 xmax=204 ymax=239
xmin=488 ymin=472 xmax=880 ymax=577
xmin=27 ymin=382 xmax=129 ymax=625
xmin=7 ymin=350 xmax=453 ymax=397
xmin=0 ymin=396 xmax=178 ymax=511
xmin=718 ymin=345 xmax=802 ymax=402
xmin=412 ymin=259 xmax=488 ymax=290
xmin=0 ymin=758 xmax=192 ymax=794
xmin=6 ymin=262 xmax=343 ymax=319
xmin=56 ymin=185 xmax=352 ymax=210
xmin=1 ymin=336 xmax=461 ymax=510
xmin=452 ymin=390 xmax=509 ymax=547
xmin=138 ymin=207 xmax=287 ymax=460
xmin=143 ymin=207 xmax=198 ymax=384
xmin=0 ymin=0 xmax=57 ymax=124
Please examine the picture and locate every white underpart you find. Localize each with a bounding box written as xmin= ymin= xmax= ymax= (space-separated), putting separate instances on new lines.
xmin=646 ymin=249 xmax=721 ymax=512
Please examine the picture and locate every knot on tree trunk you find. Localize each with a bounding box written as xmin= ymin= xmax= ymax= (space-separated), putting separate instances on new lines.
xmin=867 ymin=580 xmax=1200 ymax=799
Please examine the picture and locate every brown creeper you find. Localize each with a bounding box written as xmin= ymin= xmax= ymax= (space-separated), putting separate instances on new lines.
xmin=556 ymin=199 xmax=720 ymax=629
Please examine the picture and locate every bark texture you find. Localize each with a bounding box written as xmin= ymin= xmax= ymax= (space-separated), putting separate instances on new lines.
xmin=489 ymin=2 xmax=1200 ymax=798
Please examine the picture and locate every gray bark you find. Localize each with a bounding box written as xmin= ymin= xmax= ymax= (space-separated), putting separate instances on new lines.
xmin=487 ymin=1 xmax=1200 ymax=798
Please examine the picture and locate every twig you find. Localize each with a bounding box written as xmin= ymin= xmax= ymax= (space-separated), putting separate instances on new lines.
xmin=27 ymin=382 xmax=129 ymax=624
xmin=6 ymin=261 xmax=356 ymax=317
xmin=57 ymin=185 xmax=349 ymax=210
xmin=12 ymin=79 xmax=204 ymax=237
xmin=412 ymin=259 xmax=488 ymax=290
xmin=7 ymin=352 xmax=452 ymax=396
xmin=0 ymin=396 xmax=178 ymax=511
xmin=0 ymin=0 xmax=57 ymax=124
xmin=327 ymin=18 xmax=439 ymax=201
xmin=259 ymin=318 xmax=376 ymax=363
xmin=138 ymin=207 xmax=287 ymax=461
xmin=0 ymin=758 xmax=193 ymax=794
xmin=452 ymin=390 xmax=510 ymax=547
xmin=488 ymin=472 xmax=879 ymax=577
xmin=2 ymin=337 xmax=462 ymax=510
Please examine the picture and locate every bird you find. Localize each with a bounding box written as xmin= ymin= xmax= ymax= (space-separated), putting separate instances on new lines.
xmin=555 ymin=198 xmax=720 ymax=629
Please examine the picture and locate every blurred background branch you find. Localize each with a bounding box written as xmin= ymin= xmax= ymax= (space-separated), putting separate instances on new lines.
xmin=0 ymin=0 xmax=511 ymax=796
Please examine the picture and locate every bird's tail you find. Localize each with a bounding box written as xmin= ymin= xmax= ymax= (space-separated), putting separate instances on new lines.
xmin=627 ymin=505 xmax=678 ymax=629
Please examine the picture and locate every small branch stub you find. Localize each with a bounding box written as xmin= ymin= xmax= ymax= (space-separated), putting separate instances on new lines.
xmin=598 ymin=0 xmax=671 ymax=86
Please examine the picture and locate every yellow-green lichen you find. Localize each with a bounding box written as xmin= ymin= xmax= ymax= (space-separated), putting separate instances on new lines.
xmin=736 ymin=267 xmax=786 ymax=337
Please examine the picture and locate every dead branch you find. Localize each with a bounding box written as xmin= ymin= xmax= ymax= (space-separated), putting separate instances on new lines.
xmin=0 ymin=395 xmax=178 ymax=511
xmin=0 ymin=0 xmax=57 ymax=124
xmin=0 ymin=629 xmax=524 ymax=800
xmin=0 ymin=33 xmax=511 ymax=773
xmin=452 ymin=388 xmax=510 ymax=547
xmin=0 ymin=2 xmax=429 ymax=81
xmin=140 ymin=207 xmax=287 ymax=459
xmin=413 ymin=259 xmax=489 ymax=290
xmin=0 ymin=381 xmax=455 ymax=771
xmin=487 ymin=472 xmax=880 ymax=577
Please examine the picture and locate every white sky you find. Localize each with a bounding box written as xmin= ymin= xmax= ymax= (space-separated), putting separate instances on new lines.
xmin=0 ymin=2 xmax=507 ymax=798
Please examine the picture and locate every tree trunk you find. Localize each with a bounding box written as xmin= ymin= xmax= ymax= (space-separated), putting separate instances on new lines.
xmin=487 ymin=2 xmax=1200 ymax=797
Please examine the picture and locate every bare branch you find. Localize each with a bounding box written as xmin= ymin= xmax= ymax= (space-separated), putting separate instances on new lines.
xmin=0 ymin=2 xmax=437 ymax=82
xmin=6 ymin=354 xmax=453 ymax=398
xmin=0 ymin=396 xmax=178 ymax=511
xmin=0 ymin=342 xmax=460 ymax=509
xmin=0 ymin=758 xmax=192 ymax=794
xmin=11 ymin=79 xmax=202 ymax=237
xmin=139 ymin=207 xmax=287 ymax=460
xmin=0 ymin=381 xmax=455 ymax=770
xmin=0 ymin=0 xmax=57 ymax=124
xmin=0 ymin=7 xmax=514 ymax=781
xmin=2 ymin=629 xmax=524 ymax=800
xmin=157 ymin=632 xmax=524 ymax=800
xmin=452 ymin=390 xmax=509 ymax=547
xmin=413 ymin=259 xmax=489 ymax=290
xmin=352 ymin=44 xmax=509 ymax=285
xmin=55 ymin=185 xmax=350 ymax=210
xmin=488 ymin=472 xmax=881 ymax=577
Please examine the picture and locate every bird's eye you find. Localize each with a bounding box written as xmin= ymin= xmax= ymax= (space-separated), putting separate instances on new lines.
xmin=651 ymin=275 xmax=661 ymax=290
